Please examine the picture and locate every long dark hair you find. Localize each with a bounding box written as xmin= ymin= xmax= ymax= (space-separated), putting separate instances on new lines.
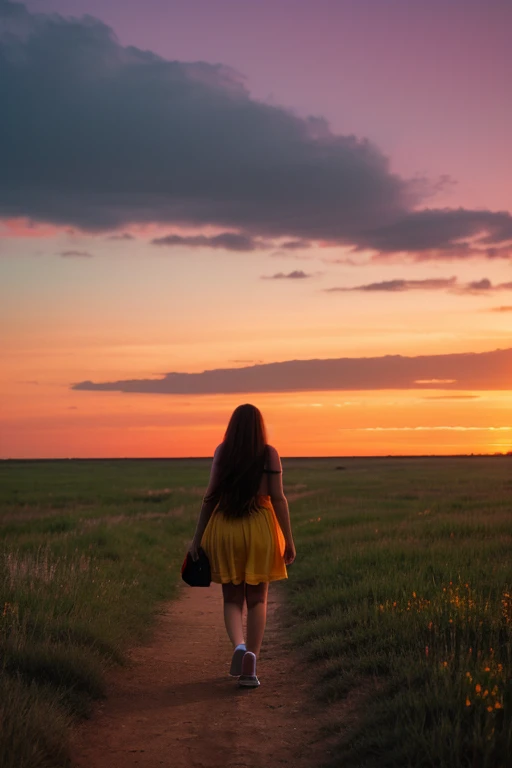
xmin=205 ymin=404 xmax=268 ymax=518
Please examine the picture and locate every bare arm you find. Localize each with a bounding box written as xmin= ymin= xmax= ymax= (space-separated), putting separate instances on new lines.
xmin=267 ymin=446 xmax=295 ymax=560
xmin=190 ymin=445 xmax=222 ymax=554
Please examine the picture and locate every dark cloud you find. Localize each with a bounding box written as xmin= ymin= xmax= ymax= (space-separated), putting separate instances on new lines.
xmin=261 ymin=270 xmax=312 ymax=280
xmin=325 ymin=277 xmax=457 ymax=292
xmin=1 ymin=3 xmax=511 ymax=261
xmin=461 ymin=280 xmax=512 ymax=295
xmin=2 ymin=3 xmax=511 ymax=259
xmin=322 ymin=256 xmax=368 ymax=266
xmin=361 ymin=209 xmax=512 ymax=258
xmin=325 ymin=277 xmax=512 ymax=294
xmin=151 ymin=232 xmax=264 ymax=251
xmin=280 ymin=239 xmax=311 ymax=250
xmin=72 ymin=348 xmax=512 ymax=395
xmin=59 ymin=249 xmax=93 ymax=258
xmin=0 ymin=1 xmax=416 ymax=239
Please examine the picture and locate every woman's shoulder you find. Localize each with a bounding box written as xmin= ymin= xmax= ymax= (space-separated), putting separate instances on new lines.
xmin=212 ymin=443 xmax=224 ymax=461
xmin=264 ymin=444 xmax=282 ymax=472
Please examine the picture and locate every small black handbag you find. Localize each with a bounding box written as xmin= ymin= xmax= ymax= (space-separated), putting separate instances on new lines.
xmin=181 ymin=548 xmax=211 ymax=587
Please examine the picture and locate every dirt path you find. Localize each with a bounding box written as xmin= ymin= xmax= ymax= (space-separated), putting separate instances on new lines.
xmin=71 ymin=583 xmax=338 ymax=768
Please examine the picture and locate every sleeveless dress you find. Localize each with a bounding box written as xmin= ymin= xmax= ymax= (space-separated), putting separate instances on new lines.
xmin=201 ymin=494 xmax=287 ymax=585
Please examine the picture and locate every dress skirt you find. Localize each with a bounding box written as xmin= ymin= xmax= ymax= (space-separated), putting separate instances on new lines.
xmin=201 ymin=495 xmax=288 ymax=585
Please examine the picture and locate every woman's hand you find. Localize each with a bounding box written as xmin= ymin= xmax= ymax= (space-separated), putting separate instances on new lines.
xmin=283 ymin=540 xmax=296 ymax=565
xmin=188 ymin=538 xmax=201 ymax=562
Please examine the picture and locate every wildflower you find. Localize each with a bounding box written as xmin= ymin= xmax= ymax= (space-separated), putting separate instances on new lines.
xmin=443 ymin=661 xmax=448 ymax=668
xmin=495 ymin=702 xmax=503 ymax=710
xmin=475 ymin=684 xmax=482 ymax=693
xmin=487 ymin=706 xmax=493 ymax=713
xmin=412 ymin=592 xmax=416 ymax=598
xmin=466 ymin=698 xmax=471 ymax=706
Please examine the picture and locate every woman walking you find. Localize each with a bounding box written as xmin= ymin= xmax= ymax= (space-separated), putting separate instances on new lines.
xmin=188 ymin=404 xmax=296 ymax=688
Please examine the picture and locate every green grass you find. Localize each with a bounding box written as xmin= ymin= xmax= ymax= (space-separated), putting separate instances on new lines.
xmin=0 ymin=459 xmax=204 ymax=768
xmin=284 ymin=456 xmax=512 ymax=768
xmin=1 ymin=457 xmax=511 ymax=767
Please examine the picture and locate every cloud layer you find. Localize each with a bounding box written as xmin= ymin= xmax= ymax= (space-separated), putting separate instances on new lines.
xmin=325 ymin=278 xmax=512 ymax=294
xmin=261 ymin=270 xmax=312 ymax=280
xmin=1 ymin=2 xmax=511 ymax=258
xmin=72 ymin=348 xmax=512 ymax=395
xmin=151 ymin=232 xmax=265 ymax=251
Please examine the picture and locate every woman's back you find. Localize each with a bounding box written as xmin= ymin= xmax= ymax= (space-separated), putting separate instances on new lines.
xmin=209 ymin=441 xmax=284 ymax=503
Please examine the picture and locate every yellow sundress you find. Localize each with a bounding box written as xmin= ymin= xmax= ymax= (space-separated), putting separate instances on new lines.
xmin=201 ymin=495 xmax=287 ymax=585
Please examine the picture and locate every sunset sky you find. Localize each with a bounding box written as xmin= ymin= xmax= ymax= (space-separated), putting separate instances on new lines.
xmin=1 ymin=0 xmax=511 ymax=458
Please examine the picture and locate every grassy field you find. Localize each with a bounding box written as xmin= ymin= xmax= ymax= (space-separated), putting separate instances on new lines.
xmin=1 ymin=457 xmax=511 ymax=767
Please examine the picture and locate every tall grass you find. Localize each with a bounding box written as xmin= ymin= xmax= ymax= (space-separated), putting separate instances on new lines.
xmin=1 ymin=457 xmax=510 ymax=767
xmin=284 ymin=457 xmax=512 ymax=767
xmin=0 ymin=460 xmax=204 ymax=768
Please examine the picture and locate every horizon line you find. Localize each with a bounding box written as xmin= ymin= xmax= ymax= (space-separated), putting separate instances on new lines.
xmin=2 ymin=453 xmax=511 ymax=462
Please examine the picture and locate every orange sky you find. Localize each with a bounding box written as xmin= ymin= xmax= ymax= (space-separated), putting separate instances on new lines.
xmin=2 ymin=232 xmax=511 ymax=458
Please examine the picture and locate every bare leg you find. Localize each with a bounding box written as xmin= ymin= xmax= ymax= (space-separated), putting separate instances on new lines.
xmin=245 ymin=582 xmax=269 ymax=657
xmin=222 ymin=582 xmax=245 ymax=647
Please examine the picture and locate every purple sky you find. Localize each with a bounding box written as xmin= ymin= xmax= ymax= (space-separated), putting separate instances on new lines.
xmin=23 ymin=0 xmax=512 ymax=211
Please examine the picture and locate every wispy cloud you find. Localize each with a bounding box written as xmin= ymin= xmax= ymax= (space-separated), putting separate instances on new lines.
xmin=59 ymin=250 xmax=93 ymax=258
xmin=422 ymin=395 xmax=480 ymax=400
xmin=229 ymin=359 xmax=264 ymax=364
xmin=280 ymin=239 xmax=311 ymax=251
xmin=348 ymin=426 xmax=512 ymax=432
xmin=72 ymin=348 xmax=512 ymax=395
xmin=151 ymin=232 xmax=266 ymax=251
xmin=360 ymin=209 xmax=512 ymax=260
xmin=261 ymin=270 xmax=313 ymax=280
xmin=489 ymin=305 xmax=512 ymax=312
xmin=107 ymin=232 xmax=135 ymax=241
xmin=325 ymin=277 xmax=512 ymax=294
xmin=459 ymin=280 xmax=512 ymax=295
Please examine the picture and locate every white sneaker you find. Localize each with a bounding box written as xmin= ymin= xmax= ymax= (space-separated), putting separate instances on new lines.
xmin=238 ymin=651 xmax=260 ymax=688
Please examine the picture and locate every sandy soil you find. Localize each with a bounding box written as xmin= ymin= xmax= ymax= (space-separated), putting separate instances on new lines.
xmin=71 ymin=583 xmax=340 ymax=768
